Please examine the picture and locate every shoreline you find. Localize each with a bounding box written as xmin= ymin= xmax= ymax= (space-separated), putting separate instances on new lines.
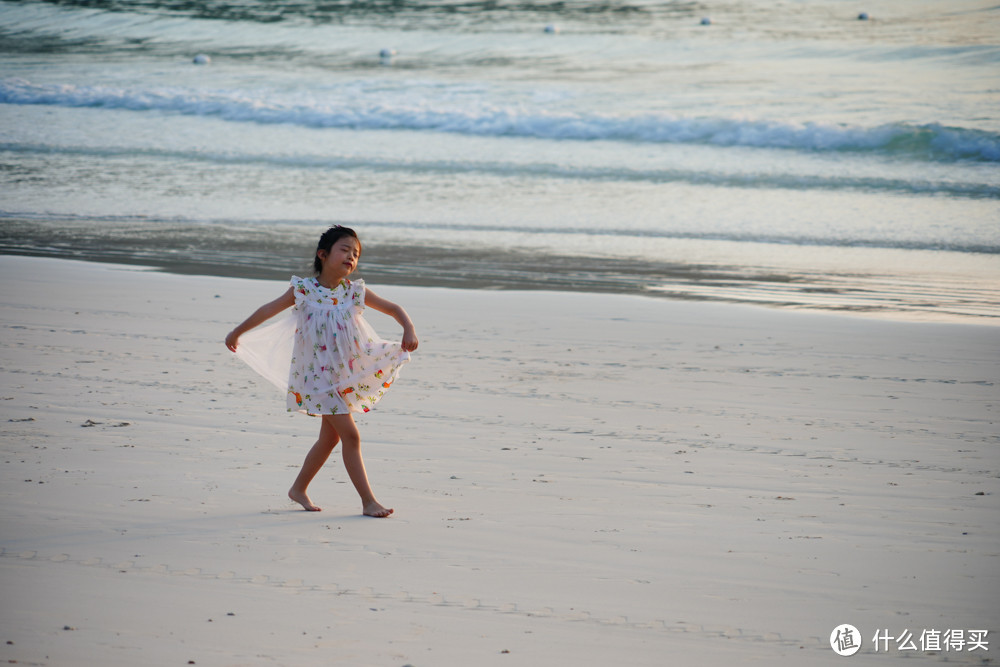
xmin=2 ymin=255 xmax=998 ymax=665
xmin=3 ymin=219 xmax=999 ymax=325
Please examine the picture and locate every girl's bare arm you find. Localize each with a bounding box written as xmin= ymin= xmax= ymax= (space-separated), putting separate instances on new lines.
xmin=364 ymin=288 xmax=418 ymax=352
xmin=225 ymin=286 xmax=296 ymax=352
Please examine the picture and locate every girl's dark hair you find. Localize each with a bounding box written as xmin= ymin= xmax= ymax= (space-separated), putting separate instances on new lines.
xmin=314 ymin=225 xmax=361 ymax=274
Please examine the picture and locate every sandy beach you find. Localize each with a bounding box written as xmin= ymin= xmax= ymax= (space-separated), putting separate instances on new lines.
xmin=1 ymin=255 xmax=997 ymax=666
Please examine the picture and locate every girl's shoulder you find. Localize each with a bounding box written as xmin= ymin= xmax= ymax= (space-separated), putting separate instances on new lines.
xmin=290 ymin=275 xmax=329 ymax=303
xmin=346 ymin=278 xmax=366 ymax=305
xmin=290 ymin=275 xmax=314 ymax=296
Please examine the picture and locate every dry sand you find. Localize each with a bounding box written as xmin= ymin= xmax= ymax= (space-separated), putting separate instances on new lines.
xmin=1 ymin=255 xmax=997 ymax=666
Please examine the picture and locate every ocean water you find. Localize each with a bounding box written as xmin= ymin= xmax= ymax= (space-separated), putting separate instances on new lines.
xmin=1 ymin=0 xmax=998 ymax=321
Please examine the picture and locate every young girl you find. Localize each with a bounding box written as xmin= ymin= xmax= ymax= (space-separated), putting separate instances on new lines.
xmin=225 ymin=226 xmax=417 ymax=517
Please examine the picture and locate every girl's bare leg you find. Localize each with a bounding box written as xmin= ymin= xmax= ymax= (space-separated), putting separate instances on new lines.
xmin=288 ymin=416 xmax=340 ymax=511
xmin=327 ymin=414 xmax=394 ymax=518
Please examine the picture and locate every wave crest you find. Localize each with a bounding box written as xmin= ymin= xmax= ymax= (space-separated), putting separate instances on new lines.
xmin=2 ymin=78 xmax=998 ymax=162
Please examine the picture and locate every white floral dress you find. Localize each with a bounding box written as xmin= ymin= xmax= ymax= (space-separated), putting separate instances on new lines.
xmin=287 ymin=276 xmax=409 ymax=415
xmin=234 ymin=276 xmax=409 ymax=416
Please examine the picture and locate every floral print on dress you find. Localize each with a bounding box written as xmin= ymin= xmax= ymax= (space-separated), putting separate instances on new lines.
xmin=286 ymin=276 xmax=409 ymax=415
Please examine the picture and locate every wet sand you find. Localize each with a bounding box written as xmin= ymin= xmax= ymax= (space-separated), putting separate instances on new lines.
xmin=3 ymin=218 xmax=999 ymax=323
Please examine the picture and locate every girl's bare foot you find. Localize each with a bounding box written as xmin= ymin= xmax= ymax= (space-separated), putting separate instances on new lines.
xmin=363 ymin=501 xmax=393 ymax=518
xmin=289 ymin=488 xmax=322 ymax=511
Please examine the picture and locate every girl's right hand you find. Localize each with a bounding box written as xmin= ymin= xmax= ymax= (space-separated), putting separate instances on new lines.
xmin=225 ymin=330 xmax=240 ymax=352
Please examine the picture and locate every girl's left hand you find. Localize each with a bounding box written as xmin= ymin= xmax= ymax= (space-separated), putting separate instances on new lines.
xmin=401 ymin=330 xmax=419 ymax=352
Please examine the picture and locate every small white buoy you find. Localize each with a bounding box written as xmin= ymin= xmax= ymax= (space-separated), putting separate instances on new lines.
xmin=379 ymin=48 xmax=396 ymax=65
xmin=192 ymin=53 xmax=211 ymax=65
xmin=544 ymin=24 xmax=559 ymax=34
xmin=857 ymin=12 xmax=869 ymax=20
xmin=700 ymin=17 xmax=712 ymax=26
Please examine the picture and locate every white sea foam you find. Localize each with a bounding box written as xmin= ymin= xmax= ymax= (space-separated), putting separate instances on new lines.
xmin=2 ymin=79 xmax=997 ymax=162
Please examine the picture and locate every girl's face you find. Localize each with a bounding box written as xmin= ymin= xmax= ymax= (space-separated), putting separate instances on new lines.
xmin=319 ymin=237 xmax=361 ymax=277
